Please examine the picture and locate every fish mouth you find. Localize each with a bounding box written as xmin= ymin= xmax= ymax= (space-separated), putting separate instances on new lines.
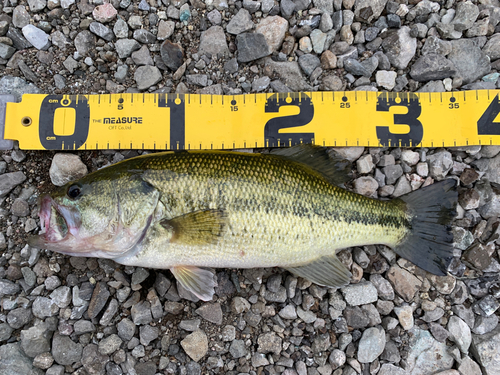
xmin=29 ymin=195 xmax=81 ymax=248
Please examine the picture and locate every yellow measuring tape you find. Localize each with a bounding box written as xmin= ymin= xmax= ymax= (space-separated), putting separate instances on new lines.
xmin=4 ymin=90 xmax=500 ymax=150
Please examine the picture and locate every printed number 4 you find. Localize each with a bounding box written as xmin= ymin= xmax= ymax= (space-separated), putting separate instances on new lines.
xmin=478 ymin=94 xmax=500 ymax=135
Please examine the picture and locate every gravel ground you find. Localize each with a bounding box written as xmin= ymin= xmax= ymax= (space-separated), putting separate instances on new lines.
xmin=1 ymin=0 xmax=500 ymax=374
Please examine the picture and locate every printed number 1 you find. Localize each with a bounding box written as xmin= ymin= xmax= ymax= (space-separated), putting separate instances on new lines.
xmin=158 ymin=95 xmax=186 ymax=149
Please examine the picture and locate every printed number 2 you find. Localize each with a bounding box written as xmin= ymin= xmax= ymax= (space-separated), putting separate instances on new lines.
xmin=376 ymin=93 xmax=423 ymax=147
xmin=478 ymin=94 xmax=500 ymax=135
xmin=264 ymin=93 xmax=315 ymax=147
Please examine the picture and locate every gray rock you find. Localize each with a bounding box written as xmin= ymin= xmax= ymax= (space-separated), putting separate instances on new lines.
xmin=195 ymin=303 xmax=223 ymax=325
xmin=139 ymin=325 xmax=158 ymax=346
xmin=81 ymin=344 xmax=109 ymax=375
xmin=89 ymin=22 xmax=114 ymax=41
xmin=378 ymin=364 xmax=407 ymax=375
xmin=226 ymin=8 xmax=254 ymax=34
xmin=113 ymin=17 xmax=129 ymax=39
xmin=0 ymin=76 xmax=40 ymax=102
xmin=28 ymin=0 xmax=46 ymax=11
xmin=257 ymin=332 xmax=282 ymax=355
xmin=422 ymin=36 xmax=451 ymax=56
xmin=133 ymin=29 xmax=156 ymax=44
xmin=426 ymin=150 xmax=453 ymax=180
xmin=483 ymin=34 xmax=500 ymax=61
xmin=186 ymin=74 xmax=208 ymax=87
xmin=49 ymin=153 xmax=87 ymax=186
xmin=53 ymin=74 xmax=66 ymax=89
xmin=229 ymin=339 xmax=247 ymax=358
xmin=341 ymin=282 xmax=378 ymax=306
xmin=344 ymin=56 xmax=377 ymax=77
xmin=20 ymin=323 xmax=51 ymax=357
xmin=22 ymin=25 xmax=50 ymax=50
xmin=180 ymin=330 xmax=208 ymax=362
xmin=0 ymin=324 xmax=13 ymax=342
xmin=179 ymin=319 xmax=201 ymax=331
xmin=13 ymin=6 xmax=30 ymax=28
xmin=52 ymin=333 xmax=83 ymax=365
xmin=393 ymin=176 xmax=412 ymax=197
xmin=473 ymin=315 xmax=498 ymax=335
xmin=450 ymin=0 xmax=479 ymax=32
xmin=471 ymin=325 xmax=500 ymax=374
xmin=369 ymin=274 xmax=394 ymax=300
xmin=0 ymin=343 xmax=34 ymax=375
xmin=199 ymin=26 xmax=229 ymax=58
xmin=117 ymin=318 xmax=136 ymax=341
xmin=135 ymin=65 xmax=162 ymax=90
xmin=357 ymin=326 xmax=386 ymax=363
xmin=354 ymin=0 xmax=387 ymax=22
xmin=354 ymin=176 xmax=378 ymax=196
xmin=376 ymin=70 xmax=397 ymax=90
xmin=32 ymin=297 xmax=59 ymax=318
xmin=74 ymin=320 xmax=96 ymax=335
xmin=7 ymin=28 xmax=33 ymax=50
xmin=298 ymin=53 xmax=321 ymax=76
xmin=382 ymin=26 xmax=416 ymax=69
xmin=280 ymin=0 xmax=296 ymax=18
xmin=115 ymin=38 xmax=141 ymax=59
xmin=448 ymin=39 xmax=491 ymax=85
xmin=131 ymin=301 xmax=152 ymax=325
xmin=74 ymin=30 xmax=96 ymax=56
xmin=265 ymin=58 xmax=312 ymax=91
xmin=50 ymin=286 xmax=71 ymax=308
xmin=88 ymin=282 xmax=109 ymax=319
xmin=63 ymin=56 xmax=79 ymax=74
xmin=7 ymin=308 xmax=31 ymax=329
xmin=11 ymin=198 xmax=29 ymax=217
xmin=406 ymin=328 xmax=454 ymax=374
xmin=132 ymin=45 xmax=153 ymax=66
xmin=98 ymin=334 xmax=122 ymax=355
xmin=160 ymin=40 xmax=184 ymax=71
xmin=410 ymin=54 xmax=456 ymax=81
xmin=236 ymin=33 xmax=271 ymax=62
xmin=344 ymin=306 xmax=371 ymax=329
xmin=0 ymin=44 xmax=15 ymax=60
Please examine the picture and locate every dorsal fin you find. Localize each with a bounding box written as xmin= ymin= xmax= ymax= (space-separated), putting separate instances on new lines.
xmin=270 ymin=144 xmax=352 ymax=186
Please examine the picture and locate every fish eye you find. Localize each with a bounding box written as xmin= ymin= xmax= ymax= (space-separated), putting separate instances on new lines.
xmin=67 ymin=185 xmax=82 ymax=199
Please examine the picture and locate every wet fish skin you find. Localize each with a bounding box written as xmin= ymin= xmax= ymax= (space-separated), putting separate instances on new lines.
xmin=30 ymin=146 xmax=457 ymax=301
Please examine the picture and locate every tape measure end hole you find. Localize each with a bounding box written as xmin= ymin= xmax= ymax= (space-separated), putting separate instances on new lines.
xmin=21 ymin=117 xmax=32 ymax=127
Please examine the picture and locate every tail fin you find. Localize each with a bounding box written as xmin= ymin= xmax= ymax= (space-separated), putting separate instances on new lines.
xmin=396 ymin=179 xmax=457 ymax=276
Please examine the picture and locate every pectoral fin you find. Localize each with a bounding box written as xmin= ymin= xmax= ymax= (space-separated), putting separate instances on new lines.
xmin=285 ymin=254 xmax=352 ymax=288
xmin=160 ymin=209 xmax=227 ymax=246
xmin=171 ymin=266 xmax=217 ymax=301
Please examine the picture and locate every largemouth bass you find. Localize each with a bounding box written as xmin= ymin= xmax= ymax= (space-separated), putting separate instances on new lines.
xmin=30 ymin=146 xmax=457 ymax=301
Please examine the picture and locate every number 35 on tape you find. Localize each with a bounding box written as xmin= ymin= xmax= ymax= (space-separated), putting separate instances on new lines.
xmin=4 ymin=90 xmax=500 ymax=150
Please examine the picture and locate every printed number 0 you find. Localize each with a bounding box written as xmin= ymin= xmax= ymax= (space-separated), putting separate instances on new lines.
xmin=375 ymin=93 xmax=423 ymax=147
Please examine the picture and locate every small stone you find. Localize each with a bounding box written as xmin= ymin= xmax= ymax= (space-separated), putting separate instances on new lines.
xmin=117 ymin=318 xmax=136 ymax=341
xmin=226 ymin=9 xmax=254 ymax=35
xmin=195 ymin=303 xmax=223 ymax=325
xmin=22 ymin=25 xmax=50 ymax=50
xmin=88 ymin=282 xmax=110 ymax=319
xmin=180 ymin=330 xmax=208 ymax=362
xmin=341 ymin=282 xmax=378 ymax=306
xmin=93 ymin=3 xmax=117 ymax=23
xmin=321 ymin=50 xmax=337 ymax=69
xmin=20 ymin=323 xmax=51 ymax=357
xmin=471 ymin=325 xmax=500 ymax=374
xmin=131 ymin=301 xmax=152 ymax=325
xmin=52 ymin=333 xmax=83 ymax=365
xmin=49 ymin=154 xmax=87 ymax=186
xmin=134 ymin=66 xmax=162 ymax=90
xmin=257 ymin=332 xmax=282 ymax=355
xmin=358 ymin=326 xmax=386 ymax=363
xmin=33 ymin=352 xmax=54 ymax=370
xmin=394 ymin=305 xmax=414 ymax=330
xmin=98 ymin=334 xmax=122 ymax=355
xmin=229 ymin=339 xmax=247 ymax=358
xmin=375 ymin=70 xmax=397 ymax=90
xmin=139 ymin=325 xmax=159 ymax=346
xmin=357 ymin=154 xmax=374 ymax=174
xmin=74 ymin=320 xmax=95 ymax=335
xmin=236 ymin=33 xmax=270 ymax=63
xmin=89 ymin=22 xmax=114 ymax=41
xmin=353 ymin=176 xmax=378 ymax=197
xmin=199 ymin=26 xmax=230 ymax=58
xmin=387 ymin=265 xmax=421 ymax=302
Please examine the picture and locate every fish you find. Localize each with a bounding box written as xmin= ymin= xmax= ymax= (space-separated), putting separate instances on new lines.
xmin=29 ymin=145 xmax=457 ymax=301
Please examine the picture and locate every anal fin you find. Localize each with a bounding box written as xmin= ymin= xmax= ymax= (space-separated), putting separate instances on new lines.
xmin=171 ymin=266 xmax=217 ymax=301
xmin=285 ymin=254 xmax=352 ymax=288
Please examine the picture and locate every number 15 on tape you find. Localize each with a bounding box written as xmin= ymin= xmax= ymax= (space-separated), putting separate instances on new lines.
xmin=4 ymin=90 xmax=500 ymax=150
